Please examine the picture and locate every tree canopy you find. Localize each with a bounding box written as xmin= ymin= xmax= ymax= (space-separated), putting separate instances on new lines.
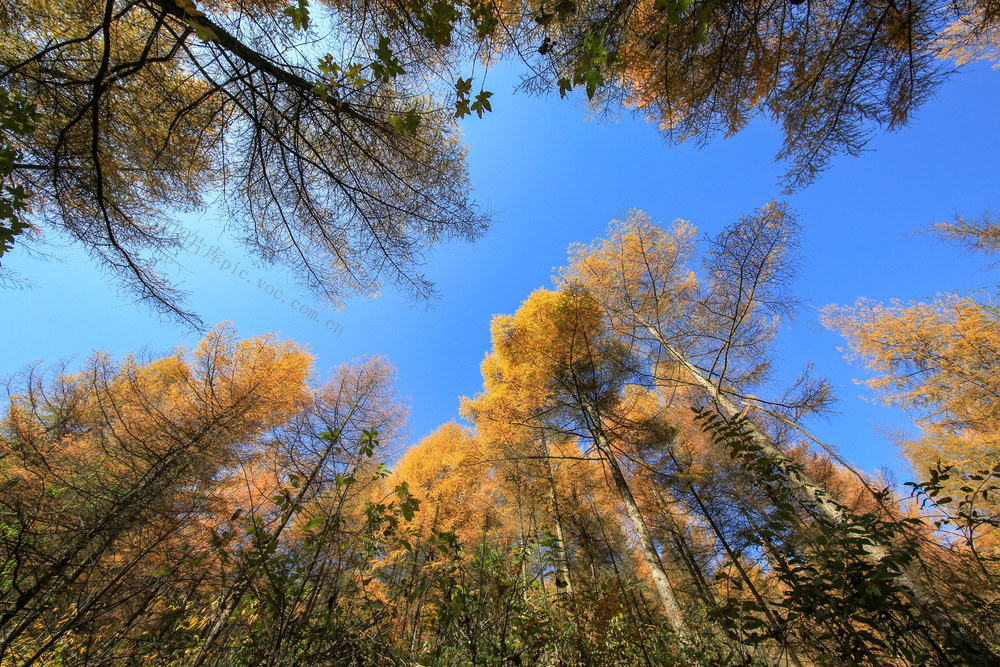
xmin=1 ymin=0 xmax=999 ymax=661
xmin=3 ymin=206 xmax=1000 ymax=664
xmin=3 ymin=0 xmax=999 ymax=321
xmin=1 ymin=0 xmax=489 ymax=323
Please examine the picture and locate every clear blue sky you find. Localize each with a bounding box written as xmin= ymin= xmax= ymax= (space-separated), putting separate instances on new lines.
xmin=3 ymin=61 xmax=997 ymax=480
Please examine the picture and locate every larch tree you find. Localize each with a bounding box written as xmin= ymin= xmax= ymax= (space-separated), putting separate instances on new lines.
xmin=384 ymin=422 xmax=523 ymax=654
xmin=823 ymin=296 xmax=1000 ymax=478
xmin=461 ymin=364 xmax=582 ymax=599
xmin=927 ymin=212 xmax=1000 ymax=263
xmin=607 ymin=387 xmax=725 ymax=610
xmin=5 ymin=0 xmax=1000 ymax=319
xmin=823 ymin=297 xmax=1000 ymax=557
xmin=0 ymin=324 xmax=312 ymax=662
xmin=0 ymin=329 xmax=418 ymax=665
xmin=493 ymin=0 xmax=998 ymax=189
xmin=559 ymin=205 xmax=997 ymax=663
xmin=465 ymin=285 xmax=693 ymax=638
xmin=180 ymin=355 xmax=409 ymax=666
xmin=823 ymin=209 xmax=1000 ymax=611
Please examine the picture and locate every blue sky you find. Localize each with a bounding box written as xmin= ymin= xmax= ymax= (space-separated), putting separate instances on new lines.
xmin=3 ymin=60 xmax=997 ymax=479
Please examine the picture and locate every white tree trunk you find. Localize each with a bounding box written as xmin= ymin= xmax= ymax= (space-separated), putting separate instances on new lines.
xmin=539 ymin=431 xmax=574 ymax=596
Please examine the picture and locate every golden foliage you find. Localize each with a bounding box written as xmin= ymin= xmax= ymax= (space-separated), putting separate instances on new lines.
xmin=823 ymin=296 xmax=1000 ymax=521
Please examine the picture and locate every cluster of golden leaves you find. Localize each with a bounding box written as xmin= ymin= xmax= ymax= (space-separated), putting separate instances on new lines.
xmin=824 ymin=297 xmax=1000 ymax=520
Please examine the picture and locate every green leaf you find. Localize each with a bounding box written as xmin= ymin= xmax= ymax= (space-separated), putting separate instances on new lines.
xmin=283 ymin=0 xmax=310 ymax=30
xmin=311 ymin=84 xmax=329 ymax=101
xmin=558 ymin=77 xmax=573 ymax=98
xmin=470 ymin=90 xmax=493 ymax=118
xmin=191 ymin=22 xmax=216 ymax=41
xmin=389 ymin=109 xmax=422 ymax=136
xmin=371 ymin=37 xmax=405 ymax=82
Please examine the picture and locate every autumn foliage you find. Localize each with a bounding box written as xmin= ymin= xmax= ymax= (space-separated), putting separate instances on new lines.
xmin=2 ymin=211 xmax=1000 ymax=665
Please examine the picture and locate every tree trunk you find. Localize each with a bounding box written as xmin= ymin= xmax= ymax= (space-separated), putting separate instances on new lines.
xmin=669 ymin=451 xmax=804 ymax=667
xmin=529 ymin=506 xmax=547 ymax=594
xmin=539 ymin=431 xmax=574 ymax=596
xmin=582 ymin=402 xmax=690 ymax=639
xmin=636 ymin=313 xmax=997 ymax=662
xmin=187 ymin=429 xmax=346 ymax=667
xmin=650 ymin=486 xmax=718 ymax=610
xmin=591 ymin=498 xmax=648 ymax=624
xmin=513 ymin=485 xmax=531 ymax=601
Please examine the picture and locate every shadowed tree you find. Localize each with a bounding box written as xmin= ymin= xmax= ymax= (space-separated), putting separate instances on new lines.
xmin=496 ymin=0 xmax=996 ymax=189
xmin=0 ymin=0 xmax=488 ymax=324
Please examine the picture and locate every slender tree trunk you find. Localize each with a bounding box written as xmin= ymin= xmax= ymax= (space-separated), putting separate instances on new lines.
xmin=529 ymin=505 xmax=546 ymax=594
xmin=636 ymin=313 xmax=997 ymax=662
xmin=187 ymin=430 xmax=346 ymax=667
xmin=650 ymin=486 xmax=717 ymax=610
xmin=21 ymin=527 xmax=180 ymax=667
xmin=513 ymin=485 xmax=531 ymax=601
xmin=0 ymin=449 xmax=190 ymax=655
xmin=581 ymin=402 xmax=690 ymax=639
xmin=539 ymin=431 xmax=574 ymax=596
xmin=406 ymin=505 xmax=440 ymax=654
xmin=590 ymin=499 xmax=648 ymax=624
xmin=670 ymin=452 xmax=805 ymax=667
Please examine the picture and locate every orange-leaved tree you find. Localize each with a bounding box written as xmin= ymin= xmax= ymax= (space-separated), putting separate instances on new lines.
xmin=823 ymin=296 xmax=1000 ymax=582
xmin=0 ymin=331 xmax=414 ymax=665
xmin=823 ymin=296 xmax=1000 ymax=489
xmin=464 ymin=285 xmax=693 ymax=638
xmin=560 ymin=205 xmax=995 ymax=662
xmin=0 ymin=324 xmax=311 ymax=663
